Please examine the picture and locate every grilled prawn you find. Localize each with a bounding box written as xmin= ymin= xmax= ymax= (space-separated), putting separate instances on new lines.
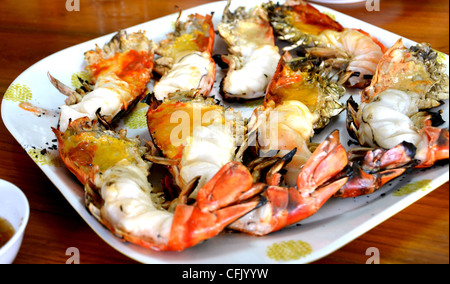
xmin=52 ymin=117 xmax=258 ymax=251
xmin=146 ymin=92 xmax=245 ymax=202
xmin=264 ymin=0 xmax=386 ymax=88
xmin=153 ymin=13 xmax=216 ymax=100
xmin=49 ymin=30 xmax=157 ymax=132
xmin=342 ymin=40 xmax=449 ymax=197
xmin=309 ymin=29 xmax=386 ymax=88
xmin=217 ymin=0 xmax=281 ymax=100
xmin=250 ymin=52 xmax=345 ymax=186
xmin=348 ymin=40 xmax=449 ymax=166
xmin=363 ymin=39 xmax=449 ymax=104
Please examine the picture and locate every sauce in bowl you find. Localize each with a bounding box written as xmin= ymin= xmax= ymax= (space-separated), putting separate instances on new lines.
xmin=0 ymin=217 xmax=15 ymax=248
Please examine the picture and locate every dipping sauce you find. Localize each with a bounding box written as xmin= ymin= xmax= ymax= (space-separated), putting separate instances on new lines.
xmin=0 ymin=217 xmax=15 ymax=248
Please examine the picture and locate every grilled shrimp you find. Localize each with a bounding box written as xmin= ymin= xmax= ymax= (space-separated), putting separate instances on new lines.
xmin=146 ymin=91 xmax=245 ymax=201
xmin=217 ymin=0 xmax=281 ymax=100
xmin=344 ymin=40 xmax=449 ymax=197
xmin=153 ymin=13 xmax=216 ymax=100
xmin=264 ymin=1 xmax=386 ymax=88
xmin=49 ymin=30 xmax=157 ymax=132
xmin=251 ymin=52 xmax=346 ymax=186
xmin=309 ymin=29 xmax=386 ymax=88
xmin=363 ymin=39 xmax=449 ymax=104
xmin=52 ymin=117 xmax=258 ymax=251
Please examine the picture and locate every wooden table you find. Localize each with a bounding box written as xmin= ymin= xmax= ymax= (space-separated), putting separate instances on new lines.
xmin=0 ymin=0 xmax=448 ymax=264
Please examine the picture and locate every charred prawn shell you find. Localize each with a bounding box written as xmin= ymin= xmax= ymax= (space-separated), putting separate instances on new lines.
xmin=217 ymin=0 xmax=281 ymax=100
xmin=263 ymin=1 xmax=343 ymax=49
xmin=266 ymin=53 xmax=347 ymax=130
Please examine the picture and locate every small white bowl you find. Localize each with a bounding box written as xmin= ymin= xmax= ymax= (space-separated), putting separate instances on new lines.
xmin=0 ymin=179 xmax=30 ymax=264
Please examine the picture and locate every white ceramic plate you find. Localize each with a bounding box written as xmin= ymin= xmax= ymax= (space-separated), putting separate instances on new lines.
xmin=2 ymin=0 xmax=449 ymax=264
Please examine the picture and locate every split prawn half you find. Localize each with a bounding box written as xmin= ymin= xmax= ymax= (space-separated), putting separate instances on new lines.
xmin=146 ymin=91 xmax=246 ymax=204
xmin=226 ymin=130 xmax=349 ymax=236
xmin=49 ymin=30 xmax=157 ymax=132
xmin=217 ymin=0 xmax=281 ymax=100
xmin=52 ymin=117 xmax=259 ymax=251
xmin=249 ymin=52 xmax=345 ymax=186
xmin=342 ymin=39 xmax=449 ymax=197
xmin=153 ymin=13 xmax=216 ymax=101
xmin=264 ymin=0 xmax=386 ymax=88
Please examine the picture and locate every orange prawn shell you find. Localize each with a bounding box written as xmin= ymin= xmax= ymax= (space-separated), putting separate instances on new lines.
xmin=146 ymin=99 xmax=226 ymax=160
xmin=85 ymin=49 xmax=155 ymax=110
xmin=52 ymin=118 xmax=100 ymax=186
xmin=354 ymin=29 xmax=387 ymax=54
xmin=193 ymin=13 xmax=216 ymax=55
xmin=264 ymin=52 xmax=321 ymax=113
xmin=157 ymin=13 xmax=215 ymax=58
xmin=155 ymin=13 xmax=217 ymax=98
xmin=363 ymin=39 xmax=433 ymax=103
xmin=52 ymin=117 xmax=141 ymax=187
xmin=286 ymin=1 xmax=344 ymax=35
